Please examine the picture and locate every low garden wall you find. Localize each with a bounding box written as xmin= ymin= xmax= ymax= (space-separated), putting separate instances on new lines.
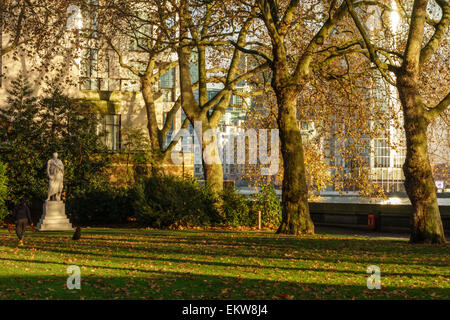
xmin=309 ymin=202 xmax=450 ymax=234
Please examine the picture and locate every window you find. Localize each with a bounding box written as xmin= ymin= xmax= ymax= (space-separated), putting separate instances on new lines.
xmin=80 ymin=48 xmax=98 ymax=90
xmin=84 ymin=0 xmax=98 ymax=38
xmin=232 ymin=94 xmax=243 ymax=106
xmin=160 ymin=68 xmax=175 ymax=88
xmin=299 ymin=120 xmax=315 ymax=138
xmin=159 ymin=69 xmax=175 ymax=102
xmin=97 ymin=114 xmax=121 ymax=151
xmin=190 ymin=60 xmax=199 ymax=84
xmin=374 ymin=138 xmax=390 ymax=167
xmin=393 ymin=146 xmax=406 ymax=168
xmin=300 ymin=121 xmax=311 ymax=131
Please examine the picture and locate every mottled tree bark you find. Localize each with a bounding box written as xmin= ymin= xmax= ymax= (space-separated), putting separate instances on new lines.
xmin=177 ymin=10 xmax=225 ymax=196
xmin=197 ymin=120 xmax=224 ymax=195
xmin=396 ymin=0 xmax=447 ymax=244
xmin=276 ymin=89 xmax=314 ymax=234
xmin=397 ymin=75 xmax=446 ymax=244
xmin=202 ymin=161 xmax=224 ymax=195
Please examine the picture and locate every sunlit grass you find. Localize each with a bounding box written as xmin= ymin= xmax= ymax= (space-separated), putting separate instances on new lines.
xmin=0 ymin=228 xmax=448 ymax=299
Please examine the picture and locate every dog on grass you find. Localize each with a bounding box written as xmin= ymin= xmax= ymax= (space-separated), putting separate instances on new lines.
xmin=72 ymin=226 xmax=81 ymax=240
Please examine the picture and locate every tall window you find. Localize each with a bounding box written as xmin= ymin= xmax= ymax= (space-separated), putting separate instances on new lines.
xmin=374 ymin=138 xmax=390 ymax=167
xmin=97 ymin=114 xmax=121 ymax=151
xmin=80 ymin=48 xmax=98 ymax=90
xmin=84 ymin=0 xmax=98 ymax=38
xmin=160 ymin=68 xmax=175 ymax=102
xmin=160 ymin=68 xmax=175 ymax=88
xmin=190 ymin=60 xmax=199 ymax=84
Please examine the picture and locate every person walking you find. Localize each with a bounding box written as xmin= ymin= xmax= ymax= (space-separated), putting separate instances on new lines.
xmin=13 ymin=198 xmax=33 ymax=246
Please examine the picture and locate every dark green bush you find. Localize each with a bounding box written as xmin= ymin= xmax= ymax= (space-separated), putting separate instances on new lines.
xmin=67 ymin=186 xmax=133 ymax=225
xmin=133 ymin=175 xmax=220 ymax=228
xmin=250 ymin=184 xmax=282 ymax=228
xmin=220 ymin=186 xmax=254 ymax=227
xmin=0 ymin=162 xmax=8 ymax=223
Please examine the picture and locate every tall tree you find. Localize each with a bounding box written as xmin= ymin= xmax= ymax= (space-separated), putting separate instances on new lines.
xmin=174 ymin=0 xmax=267 ymax=195
xmin=346 ymin=0 xmax=449 ymax=243
xmin=233 ymin=0 xmax=362 ymax=234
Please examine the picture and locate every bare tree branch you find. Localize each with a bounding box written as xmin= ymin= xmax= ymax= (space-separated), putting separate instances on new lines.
xmin=420 ymin=0 xmax=450 ymax=66
xmin=426 ymin=92 xmax=450 ymax=121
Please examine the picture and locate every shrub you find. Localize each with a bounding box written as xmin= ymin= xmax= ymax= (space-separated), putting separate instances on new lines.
xmin=67 ymin=185 xmax=133 ymax=225
xmin=133 ymin=175 xmax=219 ymax=228
xmin=220 ymin=186 xmax=254 ymax=227
xmin=250 ymin=184 xmax=282 ymax=228
xmin=0 ymin=162 xmax=8 ymax=223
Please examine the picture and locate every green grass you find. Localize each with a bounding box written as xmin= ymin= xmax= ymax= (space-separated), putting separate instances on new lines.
xmin=0 ymin=228 xmax=448 ymax=299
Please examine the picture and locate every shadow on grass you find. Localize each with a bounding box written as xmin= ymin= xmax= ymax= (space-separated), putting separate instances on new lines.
xmin=1 ymin=229 xmax=449 ymax=299
xmin=0 ymin=252 xmax=447 ymax=279
xmin=79 ymin=230 xmax=447 ymax=256
xmin=1 ymin=230 xmax=448 ymax=269
xmin=0 ymin=269 xmax=448 ymax=300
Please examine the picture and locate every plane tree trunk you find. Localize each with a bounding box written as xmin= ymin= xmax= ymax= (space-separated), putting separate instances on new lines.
xmin=275 ymin=88 xmax=314 ymax=235
xmin=200 ymin=121 xmax=224 ymax=195
xmin=397 ymin=74 xmax=446 ymax=244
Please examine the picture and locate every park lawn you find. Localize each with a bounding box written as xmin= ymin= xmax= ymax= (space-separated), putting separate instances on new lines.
xmin=0 ymin=227 xmax=448 ymax=300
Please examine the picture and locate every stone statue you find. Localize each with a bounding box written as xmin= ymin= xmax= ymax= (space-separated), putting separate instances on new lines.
xmin=37 ymin=152 xmax=72 ymax=231
xmin=46 ymin=152 xmax=64 ymax=201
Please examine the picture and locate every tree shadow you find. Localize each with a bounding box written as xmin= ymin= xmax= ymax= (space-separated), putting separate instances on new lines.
xmin=1 ymin=229 xmax=448 ymax=268
xmin=0 ymin=269 xmax=448 ymax=300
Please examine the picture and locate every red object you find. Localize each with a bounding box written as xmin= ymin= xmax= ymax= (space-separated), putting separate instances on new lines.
xmin=8 ymin=225 xmax=13 ymax=233
xmin=368 ymin=214 xmax=376 ymax=230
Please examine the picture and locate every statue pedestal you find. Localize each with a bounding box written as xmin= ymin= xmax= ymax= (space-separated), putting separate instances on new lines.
xmin=37 ymin=200 xmax=73 ymax=231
